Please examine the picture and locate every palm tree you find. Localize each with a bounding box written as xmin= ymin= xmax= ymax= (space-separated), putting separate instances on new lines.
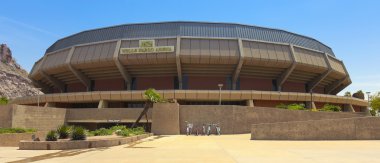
xmin=131 ymin=88 xmax=162 ymax=128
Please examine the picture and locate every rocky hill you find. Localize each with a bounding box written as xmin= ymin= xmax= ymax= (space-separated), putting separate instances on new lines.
xmin=0 ymin=44 xmax=42 ymax=100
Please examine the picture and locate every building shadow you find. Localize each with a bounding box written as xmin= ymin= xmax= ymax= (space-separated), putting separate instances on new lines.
xmin=8 ymin=147 xmax=108 ymax=163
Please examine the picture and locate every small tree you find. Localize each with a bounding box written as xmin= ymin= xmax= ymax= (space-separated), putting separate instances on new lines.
xmin=353 ymin=90 xmax=365 ymax=99
xmin=0 ymin=97 xmax=8 ymax=105
xmin=132 ymin=88 xmax=162 ymax=128
xmin=370 ymin=92 xmax=380 ymax=116
xmin=344 ymin=91 xmax=352 ymax=97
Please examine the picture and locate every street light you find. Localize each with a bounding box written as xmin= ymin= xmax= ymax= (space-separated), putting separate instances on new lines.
xmin=218 ymin=84 xmax=223 ymax=105
xmin=366 ymin=91 xmax=371 ymax=107
xmin=310 ymin=90 xmax=314 ymax=109
xmin=36 ymin=88 xmax=42 ymax=108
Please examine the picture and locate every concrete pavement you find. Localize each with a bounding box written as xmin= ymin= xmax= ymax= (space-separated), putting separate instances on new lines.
xmin=2 ymin=134 xmax=380 ymax=163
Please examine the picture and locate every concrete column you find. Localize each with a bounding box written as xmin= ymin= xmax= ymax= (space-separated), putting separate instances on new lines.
xmin=175 ymin=36 xmax=183 ymax=89
xmin=305 ymin=101 xmax=316 ymax=109
xmin=151 ymin=103 xmax=180 ymax=135
xmin=343 ymin=104 xmax=355 ymax=112
xmin=98 ymin=100 xmax=108 ymax=109
xmin=44 ymin=102 xmax=56 ymax=107
xmin=246 ymin=100 xmax=254 ymax=107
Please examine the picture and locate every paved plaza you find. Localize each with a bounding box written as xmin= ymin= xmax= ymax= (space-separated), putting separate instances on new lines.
xmin=1 ymin=134 xmax=380 ymax=163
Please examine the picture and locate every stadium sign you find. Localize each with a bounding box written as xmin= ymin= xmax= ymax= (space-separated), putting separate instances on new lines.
xmin=120 ymin=40 xmax=174 ymax=54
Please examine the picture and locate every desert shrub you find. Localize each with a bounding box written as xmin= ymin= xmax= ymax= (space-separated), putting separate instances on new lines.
xmin=287 ymin=103 xmax=306 ymax=110
xmin=275 ymin=103 xmax=288 ymax=109
xmin=57 ymin=125 xmax=70 ymax=139
xmin=110 ymin=125 xmax=127 ymax=131
xmin=46 ymin=130 xmax=58 ymax=141
xmin=91 ymin=128 xmax=113 ymax=136
xmin=0 ymin=128 xmax=36 ymax=134
xmin=0 ymin=97 xmax=8 ymax=105
xmin=320 ymin=104 xmax=341 ymax=112
xmin=130 ymin=127 xmax=145 ymax=135
xmin=71 ymin=126 xmax=86 ymax=140
xmin=116 ymin=129 xmax=130 ymax=137
xmin=275 ymin=103 xmax=306 ymax=110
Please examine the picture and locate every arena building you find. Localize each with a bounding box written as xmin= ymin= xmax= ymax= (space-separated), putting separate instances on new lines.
xmin=8 ymin=22 xmax=369 ymax=131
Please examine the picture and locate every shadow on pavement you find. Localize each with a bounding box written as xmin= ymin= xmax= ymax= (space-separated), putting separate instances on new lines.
xmin=125 ymin=135 xmax=166 ymax=148
xmin=8 ymin=147 xmax=108 ymax=163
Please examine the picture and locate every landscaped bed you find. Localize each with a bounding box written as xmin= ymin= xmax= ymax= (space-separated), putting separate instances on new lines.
xmin=18 ymin=125 xmax=152 ymax=150
xmin=0 ymin=128 xmax=38 ymax=146
xmin=0 ymin=128 xmax=36 ymax=134
xmin=19 ymin=133 xmax=153 ymax=150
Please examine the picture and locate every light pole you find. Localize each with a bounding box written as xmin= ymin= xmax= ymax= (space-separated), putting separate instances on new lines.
xmin=366 ymin=91 xmax=371 ymax=108
xmin=218 ymin=84 xmax=223 ymax=105
xmin=36 ymin=88 xmax=42 ymax=108
xmin=310 ymin=90 xmax=313 ymax=109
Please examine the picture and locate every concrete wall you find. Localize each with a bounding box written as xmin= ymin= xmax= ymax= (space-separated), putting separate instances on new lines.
xmin=66 ymin=108 xmax=151 ymax=123
xmin=251 ymin=117 xmax=380 ymax=140
xmin=0 ymin=105 xmax=12 ymax=128
xmin=11 ymin=105 xmax=66 ymax=131
xmin=135 ymin=76 xmax=174 ymax=90
xmin=179 ymin=105 xmax=366 ymax=134
xmin=151 ymin=103 xmax=180 ymax=135
xmin=0 ymin=133 xmax=35 ymax=146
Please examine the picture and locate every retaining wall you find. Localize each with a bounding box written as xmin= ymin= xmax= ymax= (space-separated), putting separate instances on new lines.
xmin=251 ymin=117 xmax=380 ymax=140
xmin=0 ymin=105 xmax=12 ymax=128
xmin=179 ymin=105 xmax=366 ymax=134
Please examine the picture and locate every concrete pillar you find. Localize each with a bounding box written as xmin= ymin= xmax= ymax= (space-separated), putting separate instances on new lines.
xmin=246 ymin=100 xmax=254 ymax=107
xmin=151 ymin=103 xmax=180 ymax=135
xmin=305 ymin=101 xmax=316 ymax=109
xmin=98 ymin=100 xmax=108 ymax=109
xmin=44 ymin=102 xmax=56 ymax=107
xmin=343 ymin=104 xmax=355 ymax=112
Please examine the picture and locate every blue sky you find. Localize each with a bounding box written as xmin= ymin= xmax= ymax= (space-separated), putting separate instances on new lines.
xmin=0 ymin=0 xmax=379 ymax=95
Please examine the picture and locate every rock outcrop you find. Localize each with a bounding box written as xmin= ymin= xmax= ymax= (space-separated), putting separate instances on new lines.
xmin=0 ymin=44 xmax=42 ymax=99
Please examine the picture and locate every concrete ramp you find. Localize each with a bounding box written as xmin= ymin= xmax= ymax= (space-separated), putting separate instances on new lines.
xmin=251 ymin=117 xmax=380 ymax=140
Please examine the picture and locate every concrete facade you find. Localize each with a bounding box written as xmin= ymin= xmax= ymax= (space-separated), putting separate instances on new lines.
xmin=151 ymin=103 xmax=180 ymax=135
xmin=11 ymin=105 xmax=66 ymax=131
xmin=25 ymin=22 xmax=353 ymax=107
xmin=179 ymin=105 xmax=366 ymax=134
xmin=251 ymin=117 xmax=380 ymax=140
xmin=1 ymin=104 xmax=367 ymax=135
xmin=0 ymin=105 xmax=12 ymax=128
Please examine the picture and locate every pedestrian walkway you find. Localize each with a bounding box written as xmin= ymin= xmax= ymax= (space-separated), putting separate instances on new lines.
xmin=2 ymin=134 xmax=380 ymax=162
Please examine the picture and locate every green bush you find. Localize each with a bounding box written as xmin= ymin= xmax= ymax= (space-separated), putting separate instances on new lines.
xmin=130 ymin=127 xmax=145 ymax=135
xmin=91 ymin=128 xmax=113 ymax=136
xmin=320 ymin=104 xmax=341 ymax=112
xmin=275 ymin=103 xmax=288 ymax=109
xmin=370 ymin=109 xmax=377 ymax=116
xmin=0 ymin=128 xmax=36 ymax=134
xmin=116 ymin=129 xmax=130 ymax=137
xmin=57 ymin=125 xmax=70 ymax=139
xmin=46 ymin=130 xmax=58 ymax=141
xmin=287 ymin=103 xmax=306 ymax=110
xmin=276 ymin=103 xmax=306 ymax=110
xmin=71 ymin=126 xmax=86 ymax=140
xmin=0 ymin=97 xmax=8 ymax=105
xmin=110 ymin=125 xmax=127 ymax=131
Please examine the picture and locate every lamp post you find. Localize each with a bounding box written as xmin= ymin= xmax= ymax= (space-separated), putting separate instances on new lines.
xmin=36 ymin=88 xmax=42 ymax=108
xmin=218 ymin=84 xmax=223 ymax=105
xmin=310 ymin=90 xmax=313 ymax=109
xmin=366 ymin=91 xmax=371 ymax=107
